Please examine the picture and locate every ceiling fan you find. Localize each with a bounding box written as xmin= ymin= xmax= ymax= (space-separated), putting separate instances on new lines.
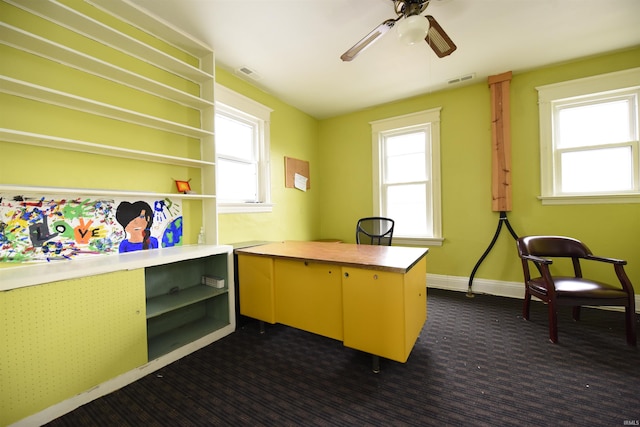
xmin=340 ymin=0 xmax=457 ymax=62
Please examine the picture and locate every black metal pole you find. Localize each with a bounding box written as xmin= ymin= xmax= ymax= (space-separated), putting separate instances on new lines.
xmin=467 ymin=211 xmax=518 ymax=297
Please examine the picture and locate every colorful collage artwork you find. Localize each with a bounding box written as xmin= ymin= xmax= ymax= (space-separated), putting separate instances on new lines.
xmin=0 ymin=194 xmax=183 ymax=262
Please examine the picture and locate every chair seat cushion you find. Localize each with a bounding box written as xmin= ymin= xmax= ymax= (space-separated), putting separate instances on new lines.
xmin=528 ymin=277 xmax=628 ymax=299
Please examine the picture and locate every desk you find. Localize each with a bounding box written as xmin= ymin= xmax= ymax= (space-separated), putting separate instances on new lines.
xmin=235 ymin=241 xmax=428 ymax=370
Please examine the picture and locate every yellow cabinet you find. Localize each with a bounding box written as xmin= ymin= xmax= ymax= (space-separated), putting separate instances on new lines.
xmin=0 ymin=270 xmax=147 ymax=426
xmin=275 ymin=259 xmax=343 ymax=340
xmin=238 ymin=254 xmax=276 ymax=323
xmin=342 ymin=257 xmax=426 ymax=363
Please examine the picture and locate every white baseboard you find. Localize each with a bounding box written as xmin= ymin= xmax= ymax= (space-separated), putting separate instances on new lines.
xmin=427 ymin=273 xmax=523 ymax=299
xmin=427 ymin=273 xmax=640 ymax=313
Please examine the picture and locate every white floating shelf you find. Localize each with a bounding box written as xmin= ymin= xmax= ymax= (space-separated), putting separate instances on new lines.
xmin=0 ymin=128 xmax=215 ymax=168
xmin=6 ymin=0 xmax=213 ymax=83
xmin=0 ymin=76 xmax=213 ymax=138
xmin=0 ymin=184 xmax=216 ymax=200
xmin=0 ymin=23 xmax=213 ymax=110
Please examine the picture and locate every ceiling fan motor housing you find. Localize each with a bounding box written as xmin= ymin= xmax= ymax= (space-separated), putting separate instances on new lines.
xmin=396 ymin=0 xmax=430 ymax=17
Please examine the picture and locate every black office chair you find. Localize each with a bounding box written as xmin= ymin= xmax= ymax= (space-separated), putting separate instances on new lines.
xmin=356 ymin=217 xmax=394 ymax=246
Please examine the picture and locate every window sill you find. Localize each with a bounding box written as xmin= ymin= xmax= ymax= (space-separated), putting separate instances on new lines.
xmin=218 ymin=203 xmax=274 ymax=214
xmin=539 ymin=194 xmax=640 ymax=205
xmin=393 ymin=237 xmax=444 ymax=247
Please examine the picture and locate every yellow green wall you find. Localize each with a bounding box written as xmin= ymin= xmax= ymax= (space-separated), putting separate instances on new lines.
xmin=316 ymin=46 xmax=640 ymax=287
xmin=215 ymin=68 xmax=321 ymax=244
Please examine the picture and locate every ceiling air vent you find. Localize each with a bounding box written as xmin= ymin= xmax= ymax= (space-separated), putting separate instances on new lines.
xmin=235 ymin=66 xmax=262 ymax=81
xmin=447 ymin=73 xmax=475 ymax=85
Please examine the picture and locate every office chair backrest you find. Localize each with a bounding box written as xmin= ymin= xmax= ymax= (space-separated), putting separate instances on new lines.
xmin=517 ymin=235 xmax=592 ymax=259
xmin=356 ymin=217 xmax=394 ymax=246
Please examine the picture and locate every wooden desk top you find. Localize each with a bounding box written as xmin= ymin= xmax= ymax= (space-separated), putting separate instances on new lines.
xmin=234 ymin=241 xmax=428 ymax=273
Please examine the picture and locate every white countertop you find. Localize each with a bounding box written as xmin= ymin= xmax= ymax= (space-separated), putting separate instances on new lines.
xmin=0 ymin=245 xmax=233 ymax=291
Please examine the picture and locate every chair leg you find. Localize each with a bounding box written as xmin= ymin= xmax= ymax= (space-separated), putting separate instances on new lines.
xmin=523 ymin=291 xmax=531 ymax=320
xmin=625 ymin=307 xmax=637 ymax=346
xmin=548 ymin=302 xmax=558 ymax=343
xmin=572 ymin=306 xmax=581 ymax=321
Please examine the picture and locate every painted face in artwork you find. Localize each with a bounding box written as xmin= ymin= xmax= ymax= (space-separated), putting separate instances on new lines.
xmin=125 ymin=210 xmax=149 ymax=243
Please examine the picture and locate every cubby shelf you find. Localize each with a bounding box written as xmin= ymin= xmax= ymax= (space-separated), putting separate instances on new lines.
xmin=146 ymin=284 xmax=227 ymax=319
xmin=147 ymin=316 xmax=230 ymax=361
xmin=144 ymin=251 xmax=232 ymax=359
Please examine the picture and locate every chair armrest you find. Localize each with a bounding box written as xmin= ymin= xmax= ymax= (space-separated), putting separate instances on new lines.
xmin=522 ymin=254 xmax=552 ymax=265
xmin=585 ymin=254 xmax=627 ymax=265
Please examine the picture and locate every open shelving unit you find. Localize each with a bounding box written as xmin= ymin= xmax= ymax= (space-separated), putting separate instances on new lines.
xmin=1 ymin=0 xmax=217 ymax=243
xmin=145 ymin=252 xmax=232 ymax=360
xmin=0 ymin=1 xmax=235 ymax=424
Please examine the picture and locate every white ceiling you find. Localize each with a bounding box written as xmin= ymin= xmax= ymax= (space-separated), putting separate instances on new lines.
xmin=128 ymin=0 xmax=640 ymax=119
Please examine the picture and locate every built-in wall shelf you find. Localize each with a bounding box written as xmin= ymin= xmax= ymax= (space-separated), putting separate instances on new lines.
xmin=0 ymin=184 xmax=216 ymax=201
xmin=1 ymin=2 xmax=224 ymax=425
xmin=0 ymin=22 xmax=212 ymax=110
xmin=5 ymin=0 xmax=213 ymax=83
xmin=86 ymin=0 xmax=213 ymax=59
xmin=1 ymin=1 xmax=217 ymax=238
xmin=0 ymin=128 xmax=214 ymax=168
xmin=1 ymin=77 xmax=213 ymax=139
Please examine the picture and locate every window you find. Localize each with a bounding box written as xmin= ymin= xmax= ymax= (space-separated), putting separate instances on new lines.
xmin=537 ymin=68 xmax=640 ymax=205
xmin=215 ymin=84 xmax=273 ymax=213
xmin=371 ymin=108 xmax=443 ymax=246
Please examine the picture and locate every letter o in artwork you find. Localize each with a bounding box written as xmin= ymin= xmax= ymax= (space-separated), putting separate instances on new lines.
xmin=55 ymin=223 xmax=68 ymax=234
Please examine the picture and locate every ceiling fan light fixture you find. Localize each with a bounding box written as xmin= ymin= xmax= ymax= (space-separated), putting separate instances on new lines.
xmin=396 ymin=15 xmax=429 ymax=45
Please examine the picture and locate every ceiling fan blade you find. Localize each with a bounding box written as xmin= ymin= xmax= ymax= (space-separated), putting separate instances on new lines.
xmin=340 ymin=18 xmax=397 ymax=62
xmin=425 ymin=15 xmax=457 ymax=58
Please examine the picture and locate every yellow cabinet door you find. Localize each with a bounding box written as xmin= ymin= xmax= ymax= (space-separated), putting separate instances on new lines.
xmin=0 ymin=270 xmax=147 ymax=426
xmin=404 ymin=257 xmax=427 ymax=350
xmin=342 ymin=258 xmax=426 ymax=362
xmin=274 ymin=259 xmax=343 ymax=341
xmin=237 ymin=254 xmax=276 ymax=323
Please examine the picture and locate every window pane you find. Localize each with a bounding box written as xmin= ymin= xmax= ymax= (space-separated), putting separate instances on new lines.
xmin=385 ymin=132 xmax=427 ymax=183
xmin=217 ymin=159 xmax=257 ymax=201
xmin=215 ymin=114 xmax=255 ymax=160
xmin=557 ymin=99 xmax=631 ymax=148
xmin=560 ymin=147 xmax=633 ymax=193
xmin=385 ymin=184 xmax=429 ymax=235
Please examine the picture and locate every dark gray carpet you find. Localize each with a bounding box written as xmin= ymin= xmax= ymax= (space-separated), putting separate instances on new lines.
xmin=46 ymin=289 xmax=640 ymax=426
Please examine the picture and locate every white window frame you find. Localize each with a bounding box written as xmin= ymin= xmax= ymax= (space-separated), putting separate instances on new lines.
xmin=215 ymin=84 xmax=273 ymax=213
xmin=371 ymin=108 xmax=443 ymax=246
xmin=537 ymin=67 xmax=640 ymax=205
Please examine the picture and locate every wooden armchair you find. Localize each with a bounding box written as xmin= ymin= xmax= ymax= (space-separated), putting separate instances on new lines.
xmin=516 ymin=235 xmax=636 ymax=345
